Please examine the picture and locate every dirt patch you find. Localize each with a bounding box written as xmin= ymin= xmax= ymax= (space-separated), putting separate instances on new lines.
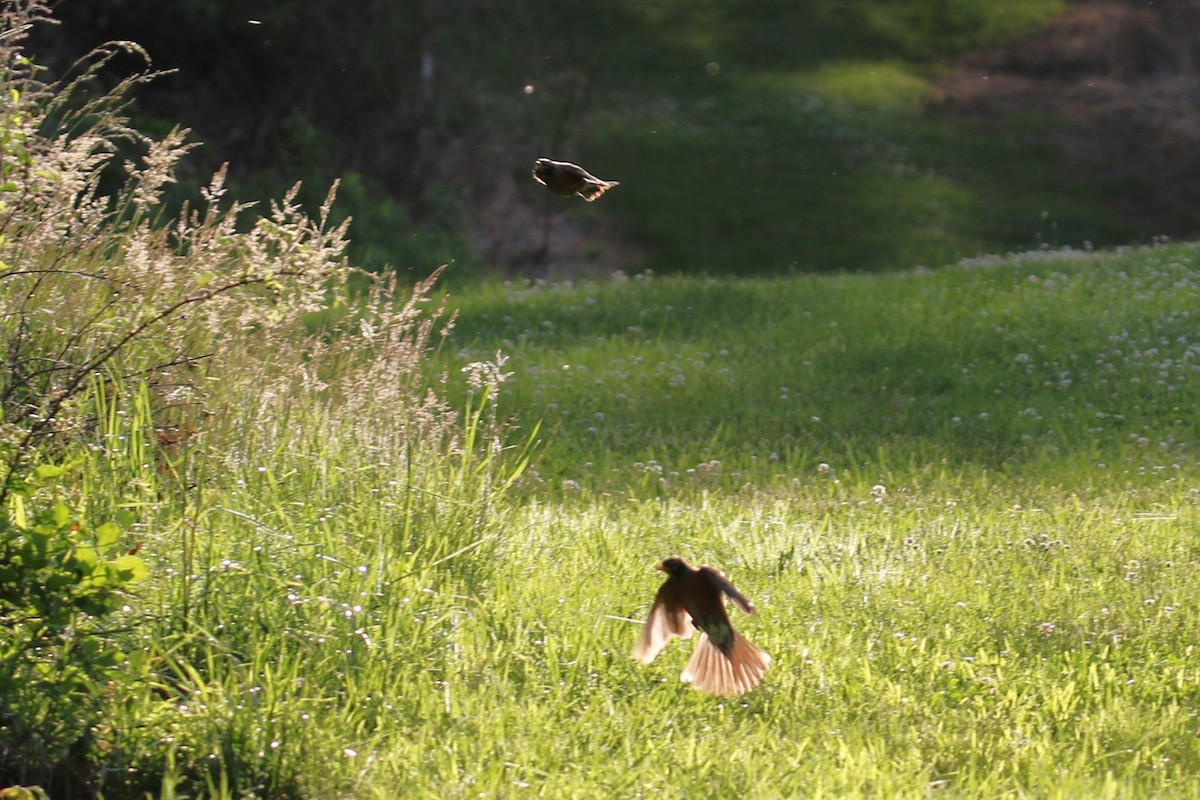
xmin=471 ymin=170 xmax=645 ymax=280
xmin=931 ymin=0 xmax=1200 ymax=236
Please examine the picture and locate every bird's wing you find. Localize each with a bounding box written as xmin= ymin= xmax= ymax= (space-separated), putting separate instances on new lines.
xmin=699 ymin=566 xmax=755 ymax=615
xmin=556 ymin=161 xmax=591 ymax=179
xmin=631 ymin=583 xmax=695 ymax=664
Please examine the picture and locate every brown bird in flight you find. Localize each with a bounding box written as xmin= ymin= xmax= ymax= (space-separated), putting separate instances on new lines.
xmin=632 ymin=557 xmax=771 ymax=696
xmin=532 ymin=158 xmax=620 ymax=202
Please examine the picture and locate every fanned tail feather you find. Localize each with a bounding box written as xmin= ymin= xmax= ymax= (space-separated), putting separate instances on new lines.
xmin=680 ymin=630 xmax=770 ymax=696
xmin=579 ymin=180 xmax=619 ymax=202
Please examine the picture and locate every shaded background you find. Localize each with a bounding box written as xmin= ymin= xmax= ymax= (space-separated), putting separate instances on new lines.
xmin=32 ymin=0 xmax=1200 ymax=278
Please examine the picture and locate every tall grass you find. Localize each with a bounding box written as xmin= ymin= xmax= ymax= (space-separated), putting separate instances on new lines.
xmin=0 ymin=3 xmax=527 ymax=796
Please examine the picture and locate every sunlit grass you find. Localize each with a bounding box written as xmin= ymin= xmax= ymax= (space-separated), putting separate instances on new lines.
xmin=447 ymin=244 xmax=1200 ymax=494
xmin=574 ymin=0 xmax=1122 ymax=276
xmin=59 ymin=242 xmax=1200 ymax=798
xmin=760 ymin=62 xmax=933 ymax=111
xmin=590 ymin=72 xmax=1133 ymax=274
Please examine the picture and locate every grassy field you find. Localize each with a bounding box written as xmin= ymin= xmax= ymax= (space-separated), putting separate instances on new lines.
xmin=18 ymin=242 xmax=1200 ymax=798
xmin=7 ymin=4 xmax=1200 ymax=793
xmin=447 ymin=245 xmax=1200 ymax=491
xmin=424 ymin=244 xmax=1200 ymax=798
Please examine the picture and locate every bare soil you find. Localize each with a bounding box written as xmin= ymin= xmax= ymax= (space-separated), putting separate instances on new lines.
xmin=472 ymin=168 xmax=645 ymax=280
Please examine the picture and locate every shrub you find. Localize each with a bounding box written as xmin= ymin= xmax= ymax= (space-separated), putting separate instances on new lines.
xmin=0 ymin=464 xmax=147 ymax=793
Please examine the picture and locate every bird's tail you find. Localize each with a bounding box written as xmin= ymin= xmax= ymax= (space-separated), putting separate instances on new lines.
xmin=681 ymin=630 xmax=771 ymax=696
xmin=579 ymin=179 xmax=620 ymax=202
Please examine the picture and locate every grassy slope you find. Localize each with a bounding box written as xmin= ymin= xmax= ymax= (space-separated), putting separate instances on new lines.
xmin=560 ymin=0 xmax=1142 ymax=276
xmin=590 ymin=70 xmax=1128 ymax=274
xmin=448 ymin=244 xmax=1200 ymax=492
xmin=98 ymin=243 xmax=1200 ymax=798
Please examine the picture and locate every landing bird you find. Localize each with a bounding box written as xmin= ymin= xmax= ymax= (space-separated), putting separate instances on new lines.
xmin=632 ymin=557 xmax=771 ymax=696
xmin=532 ymin=158 xmax=620 ymax=202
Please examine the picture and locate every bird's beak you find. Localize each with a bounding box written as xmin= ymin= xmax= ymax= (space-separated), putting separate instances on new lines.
xmin=655 ymin=563 xmax=665 ymax=572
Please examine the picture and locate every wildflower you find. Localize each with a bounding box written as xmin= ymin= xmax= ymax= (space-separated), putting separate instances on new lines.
xmin=462 ymin=352 xmax=513 ymax=394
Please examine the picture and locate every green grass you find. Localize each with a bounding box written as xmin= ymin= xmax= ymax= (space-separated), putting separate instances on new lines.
xmin=446 ymin=244 xmax=1200 ymax=492
xmin=431 ymin=243 xmax=1200 ymax=795
xmin=50 ymin=241 xmax=1200 ymax=798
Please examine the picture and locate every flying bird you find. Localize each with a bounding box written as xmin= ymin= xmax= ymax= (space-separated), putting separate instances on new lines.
xmin=532 ymin=158 xmax=620 ymax=202
xmin=632 ymin=557 xmax=771 ymax=696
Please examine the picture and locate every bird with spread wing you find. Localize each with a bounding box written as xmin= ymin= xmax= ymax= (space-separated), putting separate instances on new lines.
xmin=632 ymin=557 xmax=771 ymax=696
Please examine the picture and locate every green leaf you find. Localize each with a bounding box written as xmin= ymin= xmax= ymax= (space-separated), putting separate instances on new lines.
xmin=52 ymin=501 xmax=71 ymax=529
xmin=74 ymin=545 xmax=99 ymax=571
xmin=34 ymin=464 xmax=66 ymax=479
xmin=93 ymin=646 xmax=123 ymax=669
xmin=10 ymin=493 xmax=26 ymax=528
xmin=96 ymin=522 xmax=121 ymax=549
xmin=26 ymin=526 xmax=51 ymax=554
xmin=110 ymin=554 xmax=149 ymax=583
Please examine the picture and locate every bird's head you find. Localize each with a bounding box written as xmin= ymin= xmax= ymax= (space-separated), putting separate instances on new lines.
xmin=657 ymin=557 xmax=691 ymax=578
xmin=532 ymin=158 xmax=553 ymax=178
